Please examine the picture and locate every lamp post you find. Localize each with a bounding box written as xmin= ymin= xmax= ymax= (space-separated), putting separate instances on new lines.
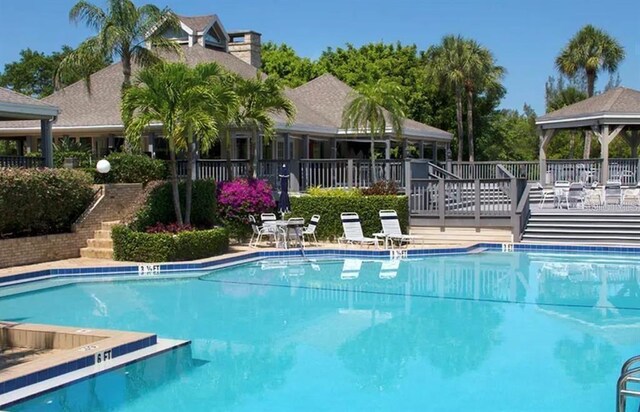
xmin=96 ymin=159 xmax=111 ymax=174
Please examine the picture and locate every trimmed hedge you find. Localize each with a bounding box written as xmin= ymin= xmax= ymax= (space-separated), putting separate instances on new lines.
xmin=132 ymin=180 xmax=217 ymax=230
xmin=0 ymin=168 xmax=94 ymax=238
xmin=290 ymin=195 xmax=409 ymax=240
xmin=112 ymin=225 xmax=229 ymax=262
xmin=94 ymin=152 xmax=166 ymax=184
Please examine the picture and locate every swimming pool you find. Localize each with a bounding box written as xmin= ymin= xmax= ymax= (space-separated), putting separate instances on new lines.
xmin=2 ymin=251 xmax=640 ymax=411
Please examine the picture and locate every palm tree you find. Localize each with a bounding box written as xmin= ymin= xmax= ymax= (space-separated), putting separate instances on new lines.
xmin=556 ymin=25 xmax=625 ymax=157
xmin=341 ymin=79 xmax=406 ymax=181
xmin=234 ymin=74 xmax=296 ymax=177
xmin=426 ymin=35 xmax=468 ymax=162
xmin=57 ymin=0 xmax=181 ymax=92
xmin=122 ymin=62 xmax=234 ymax=224
xmin=462 ymin=41 xmax=505 ymax=162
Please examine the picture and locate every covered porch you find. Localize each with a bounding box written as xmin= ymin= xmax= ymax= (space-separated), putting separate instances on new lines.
xmin=0 ymin=88 xmax=59 ymax=168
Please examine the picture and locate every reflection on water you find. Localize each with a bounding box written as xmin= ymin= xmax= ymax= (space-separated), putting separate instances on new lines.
xmin=4 ymin=252 xmax=640 ymax=411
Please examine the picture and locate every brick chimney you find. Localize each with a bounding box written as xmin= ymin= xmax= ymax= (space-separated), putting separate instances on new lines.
xmin=227 ymin=30 xmax=261 ymax=68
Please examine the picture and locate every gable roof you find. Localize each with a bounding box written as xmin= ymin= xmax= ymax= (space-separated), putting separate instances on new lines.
xmin=0 ymin=87 xmax=59 ymax=121
xmin=289 ymin=74 xmax=452 ymax=140
xmin=178 ymin=15 xmax=216 ymax=33
xmin=537 ymin=87 xmax=640 ymax=127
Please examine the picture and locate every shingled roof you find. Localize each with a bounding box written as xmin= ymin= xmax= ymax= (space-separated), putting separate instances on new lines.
xmin=537 ymin=87 xmax=640 ymax=125
xmin=178 ymin=15 xmax=217 ymax=33
xmin=289 ymin=74 xmax=452 ymax=140
xmin=0 ymin=87 xmax=59 ymax=121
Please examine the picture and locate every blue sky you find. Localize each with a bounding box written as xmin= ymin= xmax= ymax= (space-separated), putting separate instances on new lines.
xmin=0 ymin=0 xmax=638 ymax=114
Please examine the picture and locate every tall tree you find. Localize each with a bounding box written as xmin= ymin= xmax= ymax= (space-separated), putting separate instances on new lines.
xmin=462 ymin=41 xmax=505 ymax=162
xmin=261 ymin=42 xmax=317 ymax=87
xmin=58 ymin=0 xmax=181 ymax=92
xmin=556 ymin=25 xmax=625 ymax=157
xmin=545 ymin=76 xmax=588 ymax=159
xmin=234 ymin=73 xmax=296 ymax=177
xmin=0 ymin=46 xmax=110 ymax=98
xmin=341 ymin=79 xmax=406 ymax=181
xmin=426 ymin=36 xmax=468 ymax=162
xmin=122 ymin=62 xmax=234 ymax=224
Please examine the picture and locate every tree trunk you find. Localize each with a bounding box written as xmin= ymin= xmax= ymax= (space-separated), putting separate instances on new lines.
xmin=121 ymin=54 xmax=132 ymax=93
xmin=583 ymin=71 xmax=596 ymax=159
xmin=184 ymin=132 xmax=194 ymax=225
xmin=455 ymin=89 xmax=464 ymax=162
xmin=168 ymin=144 xmax=183 ymax=225
xmin=466 ymin=88 xmax=475 ymax=162
xmin=370 ymin=135 xmax=376 ymax=183
xmin=224 ymin=128 xmax=233 ymax=180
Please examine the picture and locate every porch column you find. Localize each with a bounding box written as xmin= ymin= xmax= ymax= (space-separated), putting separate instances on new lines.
xmin=302 ymin=135 xmax=309 ymax=158
xmin=419 ymin=142 xmax=425 ymax=159
xmin=539 ymin=129 xmax=555 ymax=185
xmin=283 ymin=133 xmax=290 ymax=160
xmin=16 ymin=139 xmax=24 ymax=156
xmin=433 ymin=142 xmax=438 ymax=163
xmin=255 ymin=134 xmax=262 ymax=177
xmin=401 ymin=138 xmax=408 ymax=159
xmin=40 ymin=119 xmax=53 ymax=168
xmin=445 ymin=143 xmax=452 ymax=172
xmin=330 ymin=137 xmax=337 ymax=159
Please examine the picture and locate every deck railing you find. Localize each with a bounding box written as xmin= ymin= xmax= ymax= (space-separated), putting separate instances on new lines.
xmin=0 ymin=156 xmax=44 ymax=168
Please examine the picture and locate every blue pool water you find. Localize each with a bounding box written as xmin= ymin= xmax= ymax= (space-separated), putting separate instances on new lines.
xmin=3 ymin=252 xmax=640 ymax=411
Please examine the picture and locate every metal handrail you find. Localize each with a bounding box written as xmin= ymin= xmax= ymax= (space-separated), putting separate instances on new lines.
xmin=616 ymin=356 xmax=640 ymax=412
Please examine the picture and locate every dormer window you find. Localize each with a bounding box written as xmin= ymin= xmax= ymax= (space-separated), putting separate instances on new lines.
xmin=163 ymin=27 xmax=189 ymax=44
xmin=203 ymin=26 xmax=225 ymax=49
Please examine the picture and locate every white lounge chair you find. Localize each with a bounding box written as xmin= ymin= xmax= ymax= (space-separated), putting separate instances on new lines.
xmin=378 ymin=210 xmax=419 ymax=249
xmin=338 ymin=212 xmax=378 ymax=247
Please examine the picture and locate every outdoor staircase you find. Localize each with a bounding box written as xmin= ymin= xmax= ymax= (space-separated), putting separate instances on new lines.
xmin=80 ymin=221 xmax=119 ymax=259
xmin=522 ymin=212 xmax=640 ymax=244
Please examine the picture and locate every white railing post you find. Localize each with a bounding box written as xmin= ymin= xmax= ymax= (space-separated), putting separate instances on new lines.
xmin=347 ymin=159 xmax=354 ymax=188
xmin=404 ymin=160 xmax=412 ymax=196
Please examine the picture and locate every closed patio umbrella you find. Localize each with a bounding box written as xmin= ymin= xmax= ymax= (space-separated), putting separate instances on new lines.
xmin=278 ymin=163 xmax=290 ymax=216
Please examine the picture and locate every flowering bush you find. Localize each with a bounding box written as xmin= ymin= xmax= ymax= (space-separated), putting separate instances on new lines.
xmin=217 ymin=178 xmax=275 ymax=241
xmin=145 ymin=222 xmax=194 ymax=234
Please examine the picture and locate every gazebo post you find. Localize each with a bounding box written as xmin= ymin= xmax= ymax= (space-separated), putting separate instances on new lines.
xmin=40 ymin=119 xmax=53 ymax=168
xmin=595 ymin=124 xmax=625 ymax=183
xmin=538 ymin=129 xmax=554 ymax=186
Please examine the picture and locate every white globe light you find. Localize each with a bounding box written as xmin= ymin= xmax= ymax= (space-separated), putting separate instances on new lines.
xmin=96 ymin=159 xmax=111 ymax=174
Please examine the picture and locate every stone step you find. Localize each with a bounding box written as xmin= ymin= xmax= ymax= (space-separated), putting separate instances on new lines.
xmin=80 ymin=247 xmax=113 ymax=259
xmin=94 ymin=230 xmax=113 ymax=240
xmin=101 ymin=221 xmax=121 ymax=231
xmin=87 ymin=238 xmax=113 ymax=248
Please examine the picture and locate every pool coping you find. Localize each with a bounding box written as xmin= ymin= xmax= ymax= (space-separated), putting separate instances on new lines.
xmin=2 ymin=242 xmax=640 ymax=289
xmin=0 ymin=338 xmax=188 ymax=408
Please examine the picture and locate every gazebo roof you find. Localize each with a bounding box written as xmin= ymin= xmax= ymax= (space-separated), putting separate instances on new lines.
xmin=536 ymin=87 xmax=640 ymax=129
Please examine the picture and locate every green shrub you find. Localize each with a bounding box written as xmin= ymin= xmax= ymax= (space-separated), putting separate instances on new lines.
xmin=306 ymin=186 xmax=362 ymax=197
xmin=0 ymin=168 xmax=94 ymax=237
xmin=112 ymin=225 xmax=229 ymax=262
xmin=132 ymin=180 xmax=217 ymax=230
xmin=290 ymin=195 xmax=409 ymax=240
xmin=95 ymin=152 xmax=166 ymax=184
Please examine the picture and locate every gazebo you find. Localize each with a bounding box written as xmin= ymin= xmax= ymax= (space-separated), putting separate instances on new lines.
xmin=536 ymin=87 xmax=640 ymax=185
xmin=0 ymin=87 xmax=59 ymax=167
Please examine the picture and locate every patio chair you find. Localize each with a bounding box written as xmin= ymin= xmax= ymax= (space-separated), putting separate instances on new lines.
xmin=534 ymin=182 xmax=554 ymax=207
xmin=338 ymin=212 xmax=379 ymax=247
xmin=301 ymin=215 xmax=320 ymax=245
xmin=553 ymin=181 xmax=571 ymax=208
xmin=378 ymin=209 xmax=419 ymax=249
xmin=566 ymin=182 xmax=585 ymax=209
xmin=340 ymin=259 xmax=362 ymax=280
xmin=622 ymin=188 xmax=640 ymax=207
xmin=285 ymin=217 xmax=306 ymax=249
xmin=605 ymin=181 xmax=622 ymax=206
xmin=379 ymin=260 xmax=400 ymax=279
xmin=249 ymin=215 xmax=279 ymax=247
xmin=583 ymin=186 xmax=604 ymax=209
